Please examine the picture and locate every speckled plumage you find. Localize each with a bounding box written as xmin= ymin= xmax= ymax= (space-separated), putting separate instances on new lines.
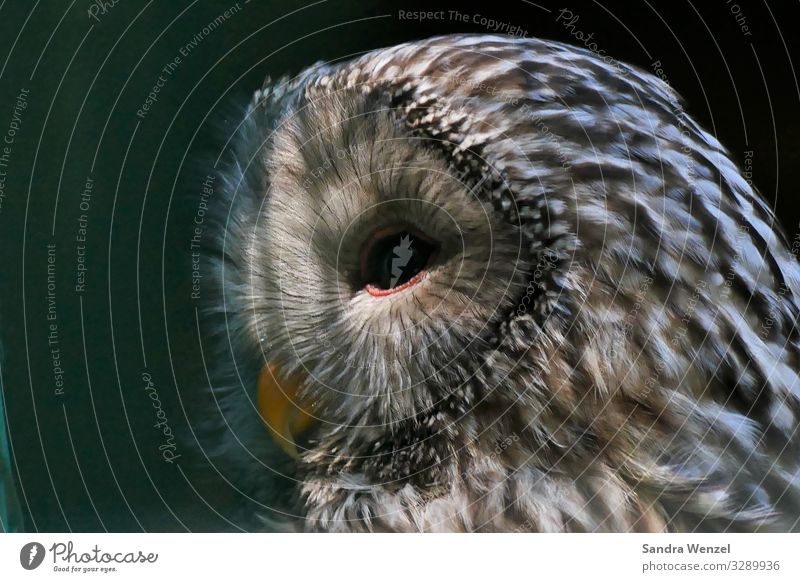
xmin=205 ymin=34 xmax=800 ymax=532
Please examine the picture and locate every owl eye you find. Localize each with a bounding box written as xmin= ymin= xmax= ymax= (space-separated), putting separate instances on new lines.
xmin=359 ymin=227 xmax=438 ymax=296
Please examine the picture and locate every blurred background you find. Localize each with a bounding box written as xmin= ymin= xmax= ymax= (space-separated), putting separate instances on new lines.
xmin=1 ymin=0 xmax=799 ymax=532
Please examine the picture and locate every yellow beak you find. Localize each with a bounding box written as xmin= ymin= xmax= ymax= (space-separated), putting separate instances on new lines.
xmin=256 ymin=363 xmax=316 ymax=458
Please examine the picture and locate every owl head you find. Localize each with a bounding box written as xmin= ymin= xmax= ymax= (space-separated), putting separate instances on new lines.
xmin=233 ymin=86 xmax=534 ymax=431
xmin=205 ymin=35 xmax=800 ymax=532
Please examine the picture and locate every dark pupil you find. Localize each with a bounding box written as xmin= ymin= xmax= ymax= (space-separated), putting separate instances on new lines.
xmin=364 ymin=231 xmax=435 ymax=290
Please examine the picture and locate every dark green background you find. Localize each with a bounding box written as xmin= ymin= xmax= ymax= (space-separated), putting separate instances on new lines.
xmin=1 ymin=0 xmax=798 ymax=531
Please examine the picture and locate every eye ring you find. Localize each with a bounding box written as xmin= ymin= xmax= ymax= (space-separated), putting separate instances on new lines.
xmin=365 ymin=270 xmax=428 ymax=297
xmin=358 ymin=225 xmax=439 ymax=297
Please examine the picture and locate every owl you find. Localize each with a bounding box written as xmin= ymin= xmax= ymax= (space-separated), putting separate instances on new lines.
xmin=203 ymin=34 xmax=800 ymax=532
